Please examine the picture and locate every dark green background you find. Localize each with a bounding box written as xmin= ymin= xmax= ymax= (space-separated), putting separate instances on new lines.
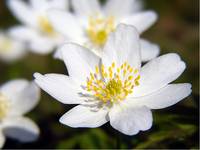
xmin=0 ymin=0 xmax=199 ymax=149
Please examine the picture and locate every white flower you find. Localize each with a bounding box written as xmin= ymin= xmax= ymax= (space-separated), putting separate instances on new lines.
xmin=48 ymin=0 xmax=159 ymax=61
xmin=0 ymin=31 xmax=26 ymax=62
xmin=7 ymin=0 xmax=69 ymax=54
xmin=34 ymin=24 xmax=191 ymax=135
xmin=0 ymin=79 xmax=40 ymax=148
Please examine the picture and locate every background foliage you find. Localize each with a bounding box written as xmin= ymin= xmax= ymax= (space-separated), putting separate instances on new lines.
xmin=0 ymin=0 xmax=199 ymax=149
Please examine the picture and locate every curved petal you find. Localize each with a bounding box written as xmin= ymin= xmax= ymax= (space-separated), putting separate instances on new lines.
xmin=60 ymin=105 xmax=108 ymax=128
xmin=34 ymin=73 xmax=84 ymax=104
xmin=102 ymin=24 xmax=141 ymax=69
xmin=9 ymin=26 xmax=58 ymax=54
xmin=7 ymin=0 xmax=37 ymax=27
xmin=0 ymin=80 xmax=40 ymax=116
xmin=140 ymin=39 xmax=160 ymax=62
xmin=12 ymin=81 xmax=40 ymax=115
xmin=133 ymin=53 xmax=186 ymax=97
xmin=104 ymin=0 xmax=143 ymax=17
xmin=2 ymin=117 xmax=39 ymax=142
xmin=30 ymin=0 xmax=47 ymax=10
xmin=0 ymin=131 xmax=5 ymax=149
xmin=109 ymin=104 xmax=152 ymax=135
xmin=128 ymin=83 xmax=192 ymax=109
xmin=47 ymin=0 xmax=69 ymax=10
xmin=0 ymin=79 xmax=29 ymax=101
xmin=8 ymin=26 xmax=38 ymax=42
xmin=30 ymin=0 xmax=69 ymax=11
xmin=59 ymin=43 xmax=100 ymax=84
xmin=71 ymin=0 xmax=101 ymax=17
xmin=47 ymin=10 xmax=84 ymax=41
xmin=120 ymin=11 xmax=158 ymax=34
xmin=29 ymin=37 xmax=56 ymax=54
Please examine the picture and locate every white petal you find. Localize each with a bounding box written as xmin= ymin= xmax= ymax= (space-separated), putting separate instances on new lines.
xmin=30 ymin=0 xmax=69 ymax=11
xmin=0 ymin=80 xmax=40 ymax=116
xmin=128 ymin=83 xmax=192 ymax=109
xmin=9 ymin=26 xmax=58 ymax=54
xmin=59 ymin=43 xmax=100 ymax=84
xmin=133 ymin=53 xmax=186 ymax=97
xmin=2 ymin=117 xmax=39 ymax=142
xmin=47 ymin=10 xmax=84 ymax=41
xmin=102 ymin=24 xmax=141 ymax=69
xmin=29 ymin=37 xmax=56 ymax=54
xmin=120 ymin=11 xmax=158 ymax=34
xmin=109 ymin=104 xmax=152 ymax=135
xmin=0 ymin=32 xmax=26 ymax=62
xmin=34 ymin=73 xmax=83 ymax=104
xmin=0 ymin=79 xmax=29 ymax=100
xmin=140 ymin=39 xmax=160 ymax=62
xmin=104 ymin=0 xmax=143 ymax=17
xmin=30 ymin=0 xmax=47 ymax=10
xmin=8 ymin=26 xmax=38 ymax=42
xmin=71 ymin=0 xmax=101 ymax=17
xmin=47 ymin=0 xmax=69 ymax=10
xmin=60 ymin=105 xmax=108 ymax=128
xmin=12 ymin=81 xmax=40 ymax=115
xmin=7 ymin=0 xmax=37 ymax=27
xmin=0 ymin=131 xmax=5 ymax=148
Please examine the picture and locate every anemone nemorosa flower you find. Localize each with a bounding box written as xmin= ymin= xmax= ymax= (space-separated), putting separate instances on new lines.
xmin=7 ymin=0 xmax=69 ymax=54
xmin=0 ymin=31 xmax=26 ymax=62
xmin=48 ymin=0 xmax=159 ymax=61
xmin=34 ymin=24 xmax=191 ymax=135
xmin=0 ymin=79 xmax=40 ymax=148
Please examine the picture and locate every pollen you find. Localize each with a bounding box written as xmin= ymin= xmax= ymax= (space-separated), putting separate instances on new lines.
xmin=86 ymin=15 xmax=115 ymax=47
xmin=0 ymin=93 xmax=10 ymax=120
xmin=85 ymin=62 xmax=140 ymax=103
xmin=38 ymin=16 xmax=55 ymax=36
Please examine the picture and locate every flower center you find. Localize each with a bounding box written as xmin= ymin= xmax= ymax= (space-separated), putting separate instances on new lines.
xmin=0 ymin=36 xmax=12 ymax=53
xmin=85 ymin=62 xmax=140 ymax=103
xmin=0 ymin=93 xmax=10 ymax=120
xmin=38 ymin=16 xmax=55 ymax=36
xmin=86 ymin=15 xmax=115 ymax=47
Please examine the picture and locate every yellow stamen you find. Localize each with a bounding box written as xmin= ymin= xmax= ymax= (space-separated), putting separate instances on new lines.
xmin=84 ymin=62 xmax=140 ymax=103
xmin=86 ymin=15 xmax=115 ymax=47
xmin=38 ymin=16 xmax=55 ymax=36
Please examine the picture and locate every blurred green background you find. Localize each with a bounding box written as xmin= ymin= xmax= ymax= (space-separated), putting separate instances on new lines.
xmin=0 ymin=0 xmax=199 ymax=149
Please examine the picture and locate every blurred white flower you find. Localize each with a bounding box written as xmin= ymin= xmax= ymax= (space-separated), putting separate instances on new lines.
xmin=0 ymin=79 xmax=40 ymax=148
xmin=0 ymin=31 xmax=26 ymax=62
xmin=48 ymin=0 xmax=159 ymax=61
xmin=7 ymin=0 xmax=69 ymax=54
xmin=34 ymin=24 xmax=191 ymax=135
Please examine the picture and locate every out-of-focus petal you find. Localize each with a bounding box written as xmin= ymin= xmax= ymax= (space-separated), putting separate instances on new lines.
xmin=140 ymin=39 xmax=160 ymax=62
xmin=0 ymin=131 xmax=5 ymax=149
xmin=71 ymin=0 xmax=101 ymax=17
xmin=120 ymin=11 xmax=158 ymax=33
xmin=7 ymin=0 xmax=37 ymax=27
xmin=104 ymin=0 xmax=143 ymax=17
xmin=48 ymin=10 xmax=84 ymax=42
xmin=0 ymin=80 xmax=40 ymax=116
xmin=2 ymin=117 xmax=39 ymax=142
